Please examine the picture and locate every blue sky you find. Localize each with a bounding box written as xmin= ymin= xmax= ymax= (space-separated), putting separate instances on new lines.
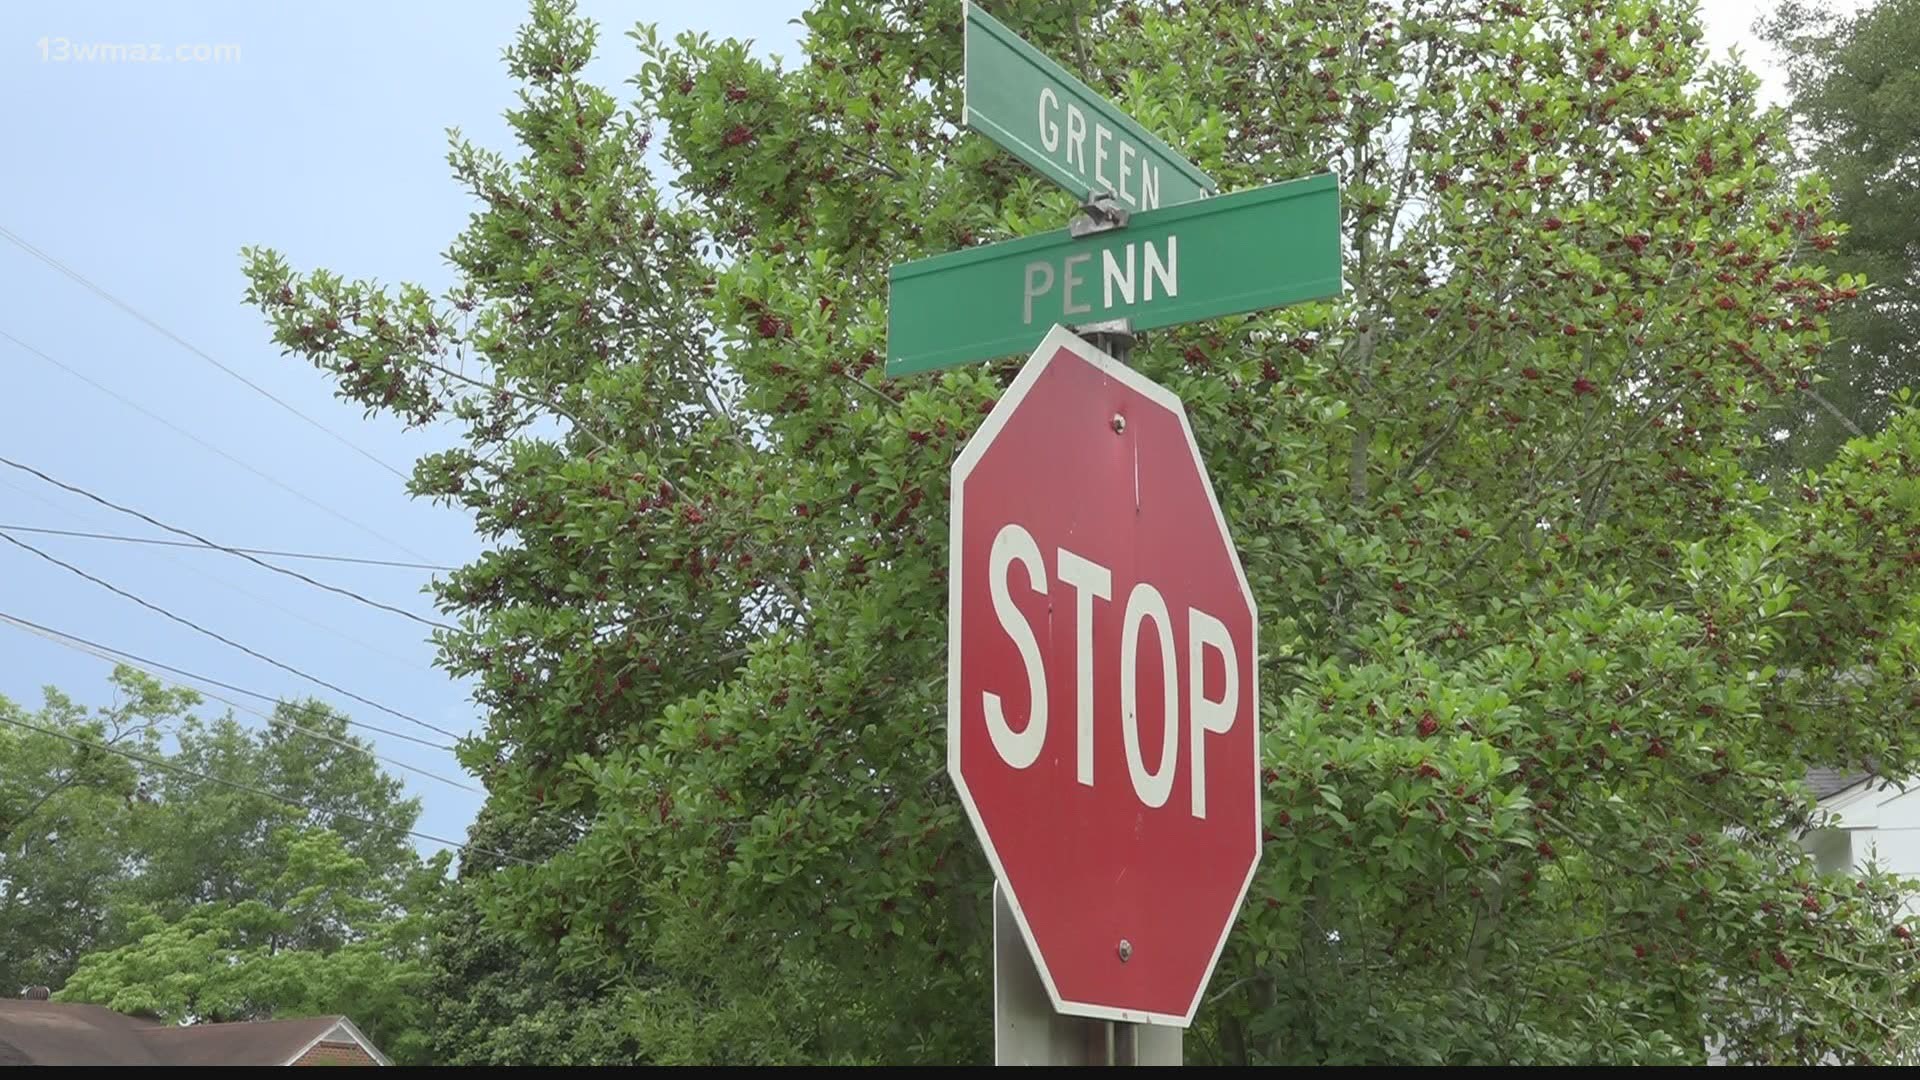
xmin=0 ymin=1 xmax=807 ymax=851
xmin=0 ymin=1 xmax=1779 ymax=853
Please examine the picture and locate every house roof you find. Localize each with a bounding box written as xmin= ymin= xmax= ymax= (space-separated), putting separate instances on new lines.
xmin=0 ymin=1001 xmax=163 ymax=1066
xmin=0 ymin=1001 xmax=385 ymax=1066
xmin=141 ymin=1016 xmax=355 ymax=1067
xmin=1808 ymin=767 xmax=1871 ymax=800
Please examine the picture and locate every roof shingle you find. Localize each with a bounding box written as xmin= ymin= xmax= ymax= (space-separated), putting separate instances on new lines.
xmin=0 ymin=1001 xmax=368 ymax=1066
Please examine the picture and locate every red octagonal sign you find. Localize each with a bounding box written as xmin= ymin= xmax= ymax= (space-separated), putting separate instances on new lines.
xmin=949 ymin=326 xmax=1260 ymax=1027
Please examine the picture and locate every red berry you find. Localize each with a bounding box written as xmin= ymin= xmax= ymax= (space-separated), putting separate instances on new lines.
xmin=1572 ymin=376 xmax=1597 ymax=396
xmin=1715 ymin=295 xmax=1736 ymax=311
xmin=722 ymin=124 xmax=754 ymax=147
xmin=1567 ymin=669 xmax=1586 ymax=685
xmin=1625 ymin=234 xmax=1649 ymax=253
xmin=1521 ymin=367 xmax=1541 ymax=380
xmin=1772 ymin=950 xmax=1793 ymax=971
xmin=1562 ymin=323 xmax=1579 ymax=336
xmin=1536 ymin=840 xmax=1556 ymax=859
xmin=1897 ymin=925 xmax=1913 ymax=941
xmin=1417 ymin=713 xmax=1440 ymax=738
xmin=1543 ymin=216 xmax=1563 ymax=231
xmin=725 ymin=86 xmax=749 ymax=102
xmin=1423 ymin=306 xmax=1441 ymax=319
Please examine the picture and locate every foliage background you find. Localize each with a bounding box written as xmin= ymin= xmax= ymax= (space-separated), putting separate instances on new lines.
xmin=8 ymin=0 xmax=1920 ymax=1066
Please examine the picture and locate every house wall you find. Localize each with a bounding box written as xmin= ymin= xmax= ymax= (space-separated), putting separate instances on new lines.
xmin=293 ymin=1041 xmax=379 ymax=1067
xmin=1816 ymin=781 xmax=1920 ymax=919
xmin=1803 ymin=828 xmax=1853 ymax=877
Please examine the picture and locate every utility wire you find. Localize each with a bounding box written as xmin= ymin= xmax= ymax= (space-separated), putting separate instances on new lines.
xmin=0 ymin=225 xmax=410 ymax=483
xmin=0 ymin=610 xmax=453 ymax=751
xmin=0 ymin=456 xmax=453 ymax=632
xmin=0 ymin=612 xmax=477 ymax=792
xmin=0 ymin=327 xmax=436 ymax=563
xmin=0 ymin=711 xmax=523 ymax=865
xmin=0 ymin=523 xmax=453 ymax=571
xmin=0 ymin=530 xmax=464 ymax=741
xmin=0 ymin=476 xmax=439 ymax=676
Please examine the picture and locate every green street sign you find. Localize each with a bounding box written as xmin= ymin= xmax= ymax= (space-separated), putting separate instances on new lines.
xmin=886 ymin=172 xmax=1342 ymax=377
xmin=963 ymin=1 xmax=1214 ymax=210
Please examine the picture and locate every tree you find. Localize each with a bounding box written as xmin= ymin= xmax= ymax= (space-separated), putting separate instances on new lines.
xmin=121 ymin=702 xmax=422 ymax=946
xmin=0 ymin=669 xmax=439 ymax=1061
xmin=418 ymin=808 xmax=643 ymax=1066
xmin=242 ymin=0 xmax=1920 ymax=1064
xmin=0 ymin=671 xmax=191 ymax=993
xmin=56 ymin=828 xmax=443 ymax=1065
xmin=1761 ymin=0 xmax=1920 ymax=470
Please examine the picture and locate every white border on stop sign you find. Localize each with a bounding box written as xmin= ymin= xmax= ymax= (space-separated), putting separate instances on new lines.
xmin=947 ymin=322 xmax=1262 ymax=1028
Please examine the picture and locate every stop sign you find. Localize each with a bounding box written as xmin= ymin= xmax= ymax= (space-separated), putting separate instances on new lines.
xmin=948 ymin=326 xmax=1260 ymax=1027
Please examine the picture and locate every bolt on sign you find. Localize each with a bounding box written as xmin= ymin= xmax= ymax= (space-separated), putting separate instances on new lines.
xmin=949 ymin=328 xmax=1261 ymax=1025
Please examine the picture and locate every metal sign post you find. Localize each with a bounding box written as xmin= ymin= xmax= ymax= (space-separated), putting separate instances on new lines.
xmin=995 ymin=884 xmax=1181 ymax=1065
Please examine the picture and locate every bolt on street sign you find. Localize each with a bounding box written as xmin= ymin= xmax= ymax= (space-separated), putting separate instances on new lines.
xmin=886 ymin=171 xmax=1342 ymax=377
xmin=963 ymin=1 xmax=1214 ymax=210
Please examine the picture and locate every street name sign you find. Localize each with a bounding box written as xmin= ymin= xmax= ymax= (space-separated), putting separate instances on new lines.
xmin=886 ymin=171 xmax=1341 ymax=377
xmin=963 ymin=1 xmax=1215 ymax=210
xmin=949 ymin=327 xmax=1261 ymax=1026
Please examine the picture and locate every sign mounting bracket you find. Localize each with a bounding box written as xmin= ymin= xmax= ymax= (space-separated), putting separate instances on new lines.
xmin=1069 ymin=192 xmax=1137 ymax=356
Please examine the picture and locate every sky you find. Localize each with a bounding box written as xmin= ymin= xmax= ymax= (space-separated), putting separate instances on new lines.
xmin=0 ymin=0 xmax=1802 ymax=854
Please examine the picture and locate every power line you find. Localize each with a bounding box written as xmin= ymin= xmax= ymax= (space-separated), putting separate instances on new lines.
xmin=0 ymin=327 xmax=437 ymax=564
xmin=0 ymin=612 xmax=477 ymax=792
xmin=0 ymin=475 xmax=442 ymax=676
xmin=0 ymin=610 xmax=453 ymax=751
xmin=0 ymin=456 xmax=454 ymax=632
xmin=0 ymin=530 xmax=464 ymax=741
xmin=0 ymin=224 xmax=411 ymax=483
xmin=0 ymin=711 xmax=524 ymax=866
xmin=0 ymin=523 xmax=454 ymax=571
